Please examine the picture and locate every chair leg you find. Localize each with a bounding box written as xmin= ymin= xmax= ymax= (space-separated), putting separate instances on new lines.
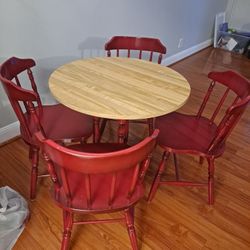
xmin=124 ymin=121 xmax=129 ymax=144
xmin=173 ymin=153 xmax=179 ymax=181
xmin=93 ymin=117 xmax=101 ymax=143
xmin=61 ymin=210 xmax=73 ymax=250
xmin=148 ymin=151 xmax=170 ymax=202
xmin=30 ymin=146 xmax=39 ymax=200
xmin=99 ymin=118 xmax=107 ymax=142
xmin=125 ymin=207 xmax=138 ymax=250
xmin=118 ymin=120 xmax=129 ymax=144
xmin=207 ymin=158 xmax=215 ymax=205
xmin=147 ymin=118 xmax=154 ymax=135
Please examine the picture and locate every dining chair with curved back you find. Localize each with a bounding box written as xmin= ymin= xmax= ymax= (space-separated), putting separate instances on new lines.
xmin=0 ymin=57 xmax=98 ymax=199
xmin=100 ymin=36 xmax=167 ymax=141
xmin=35 ymin=129 xmax=159 ymax=250
xmin=148 ymin=70 xmax=250 ymax=204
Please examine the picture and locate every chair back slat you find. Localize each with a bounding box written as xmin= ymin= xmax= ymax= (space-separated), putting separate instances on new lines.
xmin=43 ymin=153 xmax=61 ymax=198
xmin=27 ymin=101 xmax=46 ymax=136
xmin=12 ymin=100 xmax=33 ymax=140
xmin=85 ymin=174 xmax=92 ymax=208
xmin=27 ymin=68 xmax=43 ymax=113
xmin=139 ymin=50 xmax=142 ymax=59
xmin=127 ymin=49 xmax=131 ymax=58
xmin=46 ymin=158 xmax=60 ymax=188
xmin=36 ymin=130 xmax=159 ymax=210
xmin=17 ymin=79 xmax=31 ymax=114
xmin=197 ymin=81 xmax=215 ymax=118
xmin=60 ymin=168 xmax=72 ymax=207
xmin=139 ymin=156 xmax=151 ymax=184
xmin=210 ymin=87 xmax=230 ymax=123
xmin=108 ymin=173 xmax=117 ymax=206
xmin=127 ymin=164 xmax=140 ymax=199
xmin=149 ymin=51 xmax=153 ymax=62
xmin=105 ymin=36 xmax=166 ymax=64
xmin=13 ymin=75 xmax=32 ymax=113
xmin=14 ymin=76 xmax=21 ymax=87
xmin=158 ymin=54 xmax=163 ymax=64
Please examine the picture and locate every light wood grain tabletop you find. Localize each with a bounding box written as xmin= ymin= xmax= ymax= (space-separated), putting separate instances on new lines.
xmin=49 ymin=57 xmax=190 ymax=120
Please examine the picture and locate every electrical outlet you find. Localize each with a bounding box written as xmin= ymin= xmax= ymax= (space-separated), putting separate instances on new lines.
xmin=178 ymin=38 xmax=183 ymax=48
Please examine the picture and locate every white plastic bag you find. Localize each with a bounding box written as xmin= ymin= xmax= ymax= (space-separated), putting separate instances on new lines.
xmin=0 ymin=186 xmax=29 ymax=250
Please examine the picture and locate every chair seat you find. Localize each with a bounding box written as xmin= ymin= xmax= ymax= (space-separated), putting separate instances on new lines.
xmin=155 ymin=112 xmax=225 ymax=156
xmin=52 ymin=143 xmax=144 ymax=212
xmin=21 ymin=104 xmax=93 ymax=144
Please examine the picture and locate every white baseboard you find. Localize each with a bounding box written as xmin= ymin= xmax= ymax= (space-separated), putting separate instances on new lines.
xmin=162 ymin=39 xmax=213 ymax=66
xmin=0 ymin=121 xmax=20 ymax=144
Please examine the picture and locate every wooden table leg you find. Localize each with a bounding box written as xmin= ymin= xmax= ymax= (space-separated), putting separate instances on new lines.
xmin=118 ymin=120 xmax=128 ymax=144
xmin=148 ymin=118 xmax=155 ymax=135
xmin=93 ymin=117 xmax=100 ymax=143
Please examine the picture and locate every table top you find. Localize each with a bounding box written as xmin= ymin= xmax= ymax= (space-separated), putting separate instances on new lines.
xmin=49 ymin=57 xmax=190 ymax=120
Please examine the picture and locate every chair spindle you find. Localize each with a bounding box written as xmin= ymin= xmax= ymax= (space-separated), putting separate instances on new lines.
xmin=210 ymin=87 xmax=230 ymax=123
xmin=85 ymin=174 xmax=92 ymax=208
xmin=149 ymin=51 xmax=153 ymax=61
xmin=109 ymin=173 xmax=117 ymax=206
xmin=127 ymin=164 xmax=140 ymax=199
xmin=197 ymin=80 xmax=215 ymax=118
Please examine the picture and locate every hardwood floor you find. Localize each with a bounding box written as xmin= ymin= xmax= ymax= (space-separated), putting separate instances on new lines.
xmin=0 ymin=47 xmax=250 ymax=249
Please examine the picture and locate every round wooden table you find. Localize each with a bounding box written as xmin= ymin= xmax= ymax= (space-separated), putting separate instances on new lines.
xmin=49 ymin=57 xmax=191 ymax=142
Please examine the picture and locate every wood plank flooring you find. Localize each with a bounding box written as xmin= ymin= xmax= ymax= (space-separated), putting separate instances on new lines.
xmin=0 ymin=47 xmax=249 ymax=249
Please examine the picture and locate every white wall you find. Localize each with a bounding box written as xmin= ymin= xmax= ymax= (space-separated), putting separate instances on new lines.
xmin=0 ymin=0 xmax=228 ymax=129
xmin=226 ymin=0 xmax=250 ymax=31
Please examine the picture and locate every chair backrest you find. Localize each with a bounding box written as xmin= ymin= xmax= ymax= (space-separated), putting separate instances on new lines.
xmin=197 ymin=70 xmax=250 ymax=153
xmin=35 ymin=129 xmax=159 ymax=209
xmin=105 ymin=36 xmax=166 ymax=64
xmin=0 ymin=57 xmax=44 ymax=144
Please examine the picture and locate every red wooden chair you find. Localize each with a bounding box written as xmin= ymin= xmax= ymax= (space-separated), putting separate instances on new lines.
xmin=148 ymin=70 xmax=250 ymax=204
xmin=100 ymin=36 xmax=167 ymax=141
xmin=0 ymin=57 xmax=98 ymax=199
xmin=35 ymin=129 xmax=158 ymax=250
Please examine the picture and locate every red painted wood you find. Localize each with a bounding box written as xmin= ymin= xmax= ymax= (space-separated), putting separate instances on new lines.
xmin=173 ymin=153 xmax=179 ymax=180
xmin=125 ymin=207 xmax=138 ymax=250
xmin=99 ymin=36 xmax=167 ymax=141
xmin=109 ymin=173 xmax=117 ymax=206
xmin=35 ymin=129 xmax=158 ymax=250
xmin=93 ymin=117 xmax=100 ymax=143
xmin=210 ymin=87 xmax=230 ymax=122
xmin=127 ymin=164 xmax=140 ymax=199
xmin=197 ymin=81 xmax=215 ymax=118
xmin=148 ymin=151 xmax=170 ymax=202
xmin=148 ymin=70 xmax=250 ymax=204
xmin=0 ymin=57 xmax=96 ymax=199
xmin=62 ymin=210 xmax=73 ymax=250
xmin=117 ymin=119 xmax=129 ymax=143
xmin=105 ymin=36 xmax=167 ymax=60
xmin=139 ymin=156 xmax=151 ymax=184
xmin=73 ymin=217 xmax=124 ymax=225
